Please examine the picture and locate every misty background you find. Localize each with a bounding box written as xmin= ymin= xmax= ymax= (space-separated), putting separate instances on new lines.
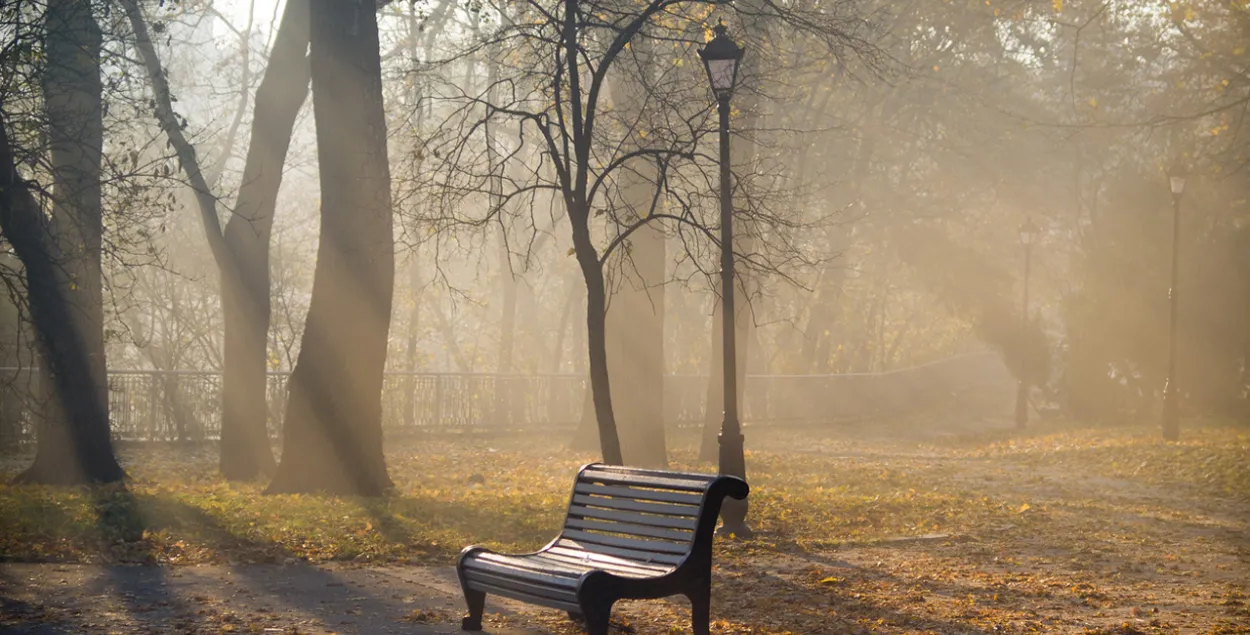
xmin=1 ymin=0 xmax=1246 ymax=448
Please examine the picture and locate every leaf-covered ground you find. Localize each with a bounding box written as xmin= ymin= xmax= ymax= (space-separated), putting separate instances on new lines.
xmin=1 ymin=419 xmax=1247 ymax=634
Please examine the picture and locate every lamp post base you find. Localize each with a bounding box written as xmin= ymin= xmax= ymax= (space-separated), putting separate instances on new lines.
xmin=716 ymin=502 xmax=754 ymax=539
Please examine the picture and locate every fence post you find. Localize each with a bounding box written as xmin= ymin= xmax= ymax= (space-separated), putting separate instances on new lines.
xmin=403 ymin=375 xmax=414 ymax=429
xmin=434 ymin=375 xmax=444 ymax=427
xmin=147 ymin=372 xmax=159 ymax=441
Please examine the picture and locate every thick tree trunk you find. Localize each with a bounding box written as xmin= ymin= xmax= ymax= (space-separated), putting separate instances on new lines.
xmin=44 ymin=0 xmax=107 ymax=460
xmin=219 ymin=0 xmax=310 ymax=481
xmin=570 ymin=49 xmax=666 ymax=466
xmin=1 ymin=2 xmax=122 ymax=483
xmin=267 ymin=0 xmax=394 ymax=496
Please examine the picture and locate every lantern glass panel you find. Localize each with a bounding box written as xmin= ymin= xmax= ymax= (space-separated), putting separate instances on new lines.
xmin=707 ymin=59 xmax=737 ymax=92
xmin=1170 ymin=176 xmax=1186 ymax=195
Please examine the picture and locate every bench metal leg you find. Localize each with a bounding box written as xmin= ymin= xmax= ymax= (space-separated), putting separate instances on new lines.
xmin=461 ymin=588 xmax=485 ymax=631
xmin=689 ymin=589 xmax=710 ymax=635
xmin=582 ymin=601 xmax=612 ymax=635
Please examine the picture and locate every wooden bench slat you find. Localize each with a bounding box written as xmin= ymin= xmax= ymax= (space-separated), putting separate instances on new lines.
xmin=582 ymin=464 xmax=719 ymax=483
xmin=473 ymin=548 xmax=676 ymax=581
xmin=560 ymin=529 xmax=690 ymax=556
xmin=538 ymin=546 xmax=674 ymax=571
xmin=550 ymin=541 xmax=685 ymax=567
xmin=580 ymin=468 xmax=714 ymax=493
xmin=530 ymin=552 xmax=671 ymax=578
xmin=567 ymin=504 xmax=699 ymax=530
xmin=550 ymin=540 xmax=685 ymax=565
xmin=573 ymin=482 xmax=704 ymax=506
xmin=565 ymin=517 xmax=695 ymax=543
xmin=467 ymin=554 xmax=583 ymax=583
xmin=571 ymin=494 xmax=700 ymax=518
xmin=475 ymin=551 xmax=588 ymax=575
xmin=533 ymin=550 xmax=645 ymax=570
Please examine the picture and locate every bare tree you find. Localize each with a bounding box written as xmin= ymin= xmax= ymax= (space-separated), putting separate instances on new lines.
xmin=419 ymin=0 xmax=878 ymax=464
xmin=121 ymin=0 xmax=311 ymax=480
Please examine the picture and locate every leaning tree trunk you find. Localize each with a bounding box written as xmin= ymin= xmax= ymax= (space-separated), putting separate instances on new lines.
xmin=570 ymin=53 xmax=666 ymax=467
xmin=267 ymin=0 xmax=395 ymax=496
xmin=575 ymin=226 xmax=666 ymax=466
xmin=570 ymin=214 xmax=667 ymax=467
xmin=219 ymin=0 xmax=310 ymax=481
xmin=571 ymin=217 xmax=624 ymax=466
xmin=1 ymin=2 xmax=122 ymax=483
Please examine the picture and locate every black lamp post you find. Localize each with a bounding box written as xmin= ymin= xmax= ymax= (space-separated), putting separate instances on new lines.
xmin=698 ymin=21 xmax=751 ymax=539
xmin=1162 ymin=166 xmax=1185 ymax=441
xmin=1015 ymin=218 xmax=1040 ymax=429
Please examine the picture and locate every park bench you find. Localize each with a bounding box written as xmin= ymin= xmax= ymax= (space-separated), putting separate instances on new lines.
xmin=456 ymin=463 xmax=749 ymax=635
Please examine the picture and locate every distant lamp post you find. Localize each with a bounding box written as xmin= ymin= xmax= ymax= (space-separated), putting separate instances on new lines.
xmin=1162 ymin=165 xmax=1186 ymax=441
xmin=698 ymin=21 xmax=751 ymax=539
xmin=1015 ymin=217 xmax=1041 ymax=429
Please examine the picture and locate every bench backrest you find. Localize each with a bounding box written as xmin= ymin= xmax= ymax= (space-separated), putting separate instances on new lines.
xmin=554 ymin=463 xmax=745 ymax=570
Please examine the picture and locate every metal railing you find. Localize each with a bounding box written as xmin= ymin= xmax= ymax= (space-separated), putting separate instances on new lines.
xmin=0 ymin=353 xmax=1012 ymax=443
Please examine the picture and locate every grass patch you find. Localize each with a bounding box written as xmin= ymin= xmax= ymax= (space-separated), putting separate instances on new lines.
xmin=0 ymin=438 xmax=1036 ymax=565
xmin=1 ymin=422 xmax=1246 ymax=565
xmin=0 ymin=442 xmax=582 ymax=564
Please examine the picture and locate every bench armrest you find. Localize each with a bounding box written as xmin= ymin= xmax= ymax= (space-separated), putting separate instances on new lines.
xmin=709 ymin=475 xmax=749 ymax=502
